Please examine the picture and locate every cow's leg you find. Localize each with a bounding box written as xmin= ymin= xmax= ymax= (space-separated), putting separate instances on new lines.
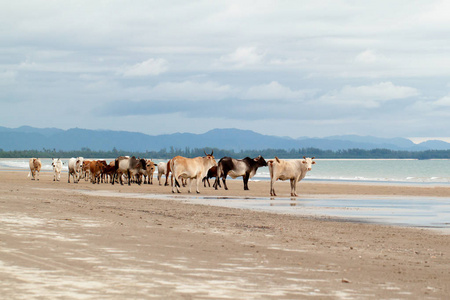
xmin=243 ymin=173 xmax=250 ymax=190
xmin=172 ymin=175 xmax=181 ymax=193
xmin=270 ymin=178 xmax=276 ymax=196
xmin=188 ymin=178 xmax=193 ymax=193
xmin=68 ymin=172 xmax=71 ymax=183
xmin=214 ymin=176 xmax=220 ymax=190
xmin=290 ymin=179 xmax=295 ymax=196
xmin=222 ymin=175 xmax=228 ymax=190
xmin=36 ymin=171 xmax=39 ymax=181
xmin=165 ymin=172 xmax=170 ymax=186
xmin=127 ymin=170 xmax=132 ymax=185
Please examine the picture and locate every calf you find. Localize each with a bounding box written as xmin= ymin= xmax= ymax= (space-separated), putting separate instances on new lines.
xmin=82 ymin=160 xmax=92 ymax=181
xmin=269 ymin=156 xmax=315 ymax=197
xmin=215 ymin=156 xmax=267 ymax=190
xmin=141 ymin=160 xmax=156 ymax=184
xmin=28 ymin=158 xmax=42 ymax=181
xmin=203 ymin=165 xmax=219 ymax=187
xmin=51 ymin=158 xmax=63 ymax=181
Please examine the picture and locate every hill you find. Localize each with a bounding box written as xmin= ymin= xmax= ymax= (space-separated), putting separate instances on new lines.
xmin=0 ymin=126 xmax=449 ymax=152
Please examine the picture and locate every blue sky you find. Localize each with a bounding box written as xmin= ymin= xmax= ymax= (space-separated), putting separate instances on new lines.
xmin=1 ymin=1 xmax=449 ymax=140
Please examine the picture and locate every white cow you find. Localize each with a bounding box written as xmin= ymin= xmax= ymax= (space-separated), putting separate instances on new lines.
xmin=269 ymin=156 xmax=315 ymax=197
xmin=157 ymin=162 xmax=167 ymax=186
xmin=51 ymin=158 xmax=63 ymax=181
xmin=68 ymin=157 xmax=84 ymax=183
xmin=28 ymin=158 xmax=42 ymax=180
xmin=170 ymin=151 xmax=216 ymax=194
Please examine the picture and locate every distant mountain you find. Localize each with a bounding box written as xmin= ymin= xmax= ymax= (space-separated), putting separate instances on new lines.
xmin=0 ymin=126 xmax=449 ymax=152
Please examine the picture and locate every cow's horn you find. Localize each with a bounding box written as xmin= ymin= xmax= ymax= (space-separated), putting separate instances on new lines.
xmin=303 ymin=156 xmax=306 ymax=159
xmin=312 ymin=156 xmax=315 ymax=159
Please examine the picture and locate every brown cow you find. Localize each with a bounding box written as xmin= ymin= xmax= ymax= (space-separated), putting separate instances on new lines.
xmin=90 ymin=160 xmax=107 ymax=184
xmin=202 ymin=165 xmax=219 ymax=187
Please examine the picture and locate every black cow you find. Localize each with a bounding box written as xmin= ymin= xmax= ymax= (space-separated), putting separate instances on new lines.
xmin=214 ymin=156 xmax=267 ymax=190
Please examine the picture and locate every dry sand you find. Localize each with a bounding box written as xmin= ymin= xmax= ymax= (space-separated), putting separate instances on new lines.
xmin=1 ymin=171 xmax=449 ymax=299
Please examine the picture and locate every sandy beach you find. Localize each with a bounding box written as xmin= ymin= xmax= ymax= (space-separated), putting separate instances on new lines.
xmin=1 ymin=171 xmax=449 ymax=299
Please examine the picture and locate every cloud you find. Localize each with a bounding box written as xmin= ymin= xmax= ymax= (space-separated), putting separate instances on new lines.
xmin=218 ymin=47 xmax=265 ymax=68
xmin=434 ymin=94 xmax=450 ymax=106
xmin=242 ymin=81 xmax=311 ymax=101
xmin=318 ymin=82 xmax=420 ymax=108
xmin=134 ymin=80 xmax=235 ymax=101
xmin=355 ymin=50 xmax=387 ymax=64
xmin=122 ymin=58 xmax=168 ymax=77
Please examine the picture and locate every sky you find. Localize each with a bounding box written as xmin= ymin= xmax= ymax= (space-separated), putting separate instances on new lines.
xmin=1 ymin=0 xmax=450 ymax=139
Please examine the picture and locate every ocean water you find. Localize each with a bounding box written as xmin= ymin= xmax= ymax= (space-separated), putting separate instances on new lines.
xmin=1 ymin=158 xmax=449 ymax=185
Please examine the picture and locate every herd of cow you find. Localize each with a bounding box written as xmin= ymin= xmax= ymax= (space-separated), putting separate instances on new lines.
xmin=27 ymin=152 xmax=316 ymax=196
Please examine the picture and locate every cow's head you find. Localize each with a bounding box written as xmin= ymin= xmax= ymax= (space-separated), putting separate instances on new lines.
xmin=146 ymin=160 xmax=156 ymax=173
xmin=302 ymin=156 xmax=316 ymax=171
xmin=254 ymin=155 xmax=268 ymax=167
xmin=204 ymin=150 xmax=217 ymax=167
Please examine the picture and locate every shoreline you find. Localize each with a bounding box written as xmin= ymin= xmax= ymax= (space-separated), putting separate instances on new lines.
xmin=1 ymin=171 xmax=449 ymax=298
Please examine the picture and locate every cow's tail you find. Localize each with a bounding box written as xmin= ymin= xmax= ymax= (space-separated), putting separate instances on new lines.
xmin=268 ymin=159 xmax=275 ymax=178
xmin=174 ymin=178 xmax=181 ymax=188
xmin=27 ymin=172 xmax=31 ymax=178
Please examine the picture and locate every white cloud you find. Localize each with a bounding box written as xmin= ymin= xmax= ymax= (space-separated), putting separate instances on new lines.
xmin=355 ymin=50 xmax=387 ymax=64
xmin=242 ymin=81 xmax=311 ymax=101
xmin=122 ymin=58 xmax=168 ymax=77
xmin=218 ymin=47 xmax=265 ymax=67
xmin=318 ymin=82 xmax=419 ymax=108
xmin=434 ymin=94 xmax=450 ymax=106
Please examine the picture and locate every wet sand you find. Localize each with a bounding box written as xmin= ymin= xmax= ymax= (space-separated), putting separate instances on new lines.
xmin=1 ymin=171 xmax=449 ymax=299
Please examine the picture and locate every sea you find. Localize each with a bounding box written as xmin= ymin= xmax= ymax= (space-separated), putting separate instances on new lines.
xmin=2 ymin=158 xmax=449 ymax=185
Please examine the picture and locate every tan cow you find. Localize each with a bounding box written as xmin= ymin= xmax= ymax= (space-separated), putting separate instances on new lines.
xmin=268 ymin=156 xmax=316 ymax=197
xmin=141 ymin=159 xmax=156 ymax=184
xmin=28 ymin=158 xmax=42 ymax=180
xmin=170 ymin=151 xmax=216 ymax=194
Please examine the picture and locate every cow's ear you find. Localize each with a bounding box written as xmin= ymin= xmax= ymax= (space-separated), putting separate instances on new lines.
xmin=312 ymin=161 xmax=316 ymax=164
xmin=302 ymin=160 xmax=306 ymax=163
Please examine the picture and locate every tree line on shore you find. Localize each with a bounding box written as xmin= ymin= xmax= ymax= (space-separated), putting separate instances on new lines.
xmin=0 ymin=147 xmax=449 ymax=159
